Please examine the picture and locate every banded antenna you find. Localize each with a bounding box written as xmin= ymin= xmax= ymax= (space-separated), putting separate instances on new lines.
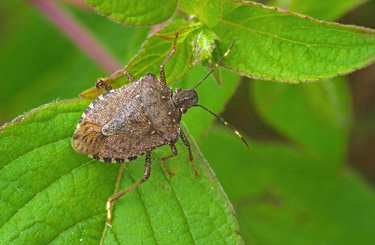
xmin=195 ymin=104 xmax=249 ymax=149
xmin=191 ymin=38 xmax=249 ymax=148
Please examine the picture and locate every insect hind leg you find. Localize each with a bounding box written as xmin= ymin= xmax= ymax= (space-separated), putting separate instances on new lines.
xmin=106 ymin=151 xmax=152 ymax=224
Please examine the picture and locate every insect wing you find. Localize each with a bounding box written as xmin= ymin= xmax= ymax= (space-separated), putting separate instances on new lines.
xmin=141 ymin=73 xmax=182 ymax=143
xmin=83 ymin=82 xmax=141 ymax=126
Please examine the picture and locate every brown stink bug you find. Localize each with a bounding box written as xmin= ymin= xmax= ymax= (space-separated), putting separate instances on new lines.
xmin=71 ymin=33 xmax=248 ymax=223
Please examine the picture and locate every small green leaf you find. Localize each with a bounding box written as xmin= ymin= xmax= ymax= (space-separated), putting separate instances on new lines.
xmin=0 ymin=100 xmax=243 ymax=244
xmin=180 ymin=0 xmax=222 ymax=27
xmin=213 ymin=0 xmax=375 ymax=83
xmin=84 ymin=0 xmax=178 ymax=26
xmin=192 ymin=29 xmax=218 ymax=65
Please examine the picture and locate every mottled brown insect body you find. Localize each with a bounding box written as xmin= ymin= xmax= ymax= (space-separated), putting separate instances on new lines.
xmin=71 ymin=33 xmax=246 ymax=224
xmin=72 ymin=72 xmax=182 ymax=163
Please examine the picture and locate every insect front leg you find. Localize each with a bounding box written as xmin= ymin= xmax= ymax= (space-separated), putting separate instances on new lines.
xmin=106 ymin=152 xmax=152 ymax=225
xmin=161 ymin=144 xmax=178 ymax=176
xmin=96 ymin=78 xmax=114 ymax=95
xmin=179 ymin=129 xmax=199 ymax=177
xmin=159 ymin=32 xmax=179 ymax=85
xmin=124 ymin=71 xmax=136 ymax=82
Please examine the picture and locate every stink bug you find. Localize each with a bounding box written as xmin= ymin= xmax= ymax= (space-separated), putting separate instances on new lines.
xmin=71 ymin=33 xmax=248 ymax=223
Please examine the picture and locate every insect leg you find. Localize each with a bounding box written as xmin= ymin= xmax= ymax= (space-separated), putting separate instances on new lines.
xmin=96 ymin=78 xmax=114 ymax=95
xmin=179 ymin=129 xmax=199 ymax=177
xmin=124 ymin=71 xmax=136 ymax=82
xmin=159 ymin=32 xmax=179 ymax=85
xmin=106 ymin=152 xmax=152 ymax=223
xmin=160 ymin=144 xmax=178 ymax=176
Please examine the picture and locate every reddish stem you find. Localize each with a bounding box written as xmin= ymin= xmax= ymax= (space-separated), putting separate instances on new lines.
xmin=28 ymin=0 xmax=122 ymax=73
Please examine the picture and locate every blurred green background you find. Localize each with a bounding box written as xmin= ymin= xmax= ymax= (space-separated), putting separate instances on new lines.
xmin=1 ymin=0 xmax=375 ymax=244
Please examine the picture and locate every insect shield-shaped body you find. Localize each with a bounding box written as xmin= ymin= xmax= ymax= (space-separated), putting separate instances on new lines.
xmin=72 ymin=72 xmax=186 ymax=164
xmin=71 ymin=33 xmax=247 ymax=223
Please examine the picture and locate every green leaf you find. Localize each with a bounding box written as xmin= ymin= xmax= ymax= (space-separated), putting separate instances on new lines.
xmin=289 ymin=0 xmax=368 ymax=21
xmin=81 ymin=19 xmax=202 ymax=99
xmin=84 ymin=0 xmax=178 ymax=26
xmin=180 ymin=0 xmax=222 ymax=27
xmin=0 ymin=100 xmax=243 ymax=244
xmin=200 ymin=125 xmax=375 ymax=245
xmin=213 ymin=0 xmax=375 ymax=83
xmin=251 ymin=76 xmax=351 ymax=166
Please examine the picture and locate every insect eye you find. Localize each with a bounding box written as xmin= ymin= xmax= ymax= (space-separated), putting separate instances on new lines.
xmin=180 ymin=107 xmax=187 ymax=114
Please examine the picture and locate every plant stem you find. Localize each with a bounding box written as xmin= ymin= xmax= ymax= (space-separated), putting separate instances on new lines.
xmin=28 ymin=0 xmax=122 ymax=74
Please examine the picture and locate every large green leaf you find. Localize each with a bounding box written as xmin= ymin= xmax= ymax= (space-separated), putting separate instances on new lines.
xmin=213 ymin=0 xmax=375 ymax=83
xmin=251 ymin=76 xmax=351 ymax=166
xmin=289 ymin=0 xmax=368 ymax=21
xmin=0 ymin=100 xmax=243 ymax=244
xmin=250 ymin=0 xmax=354 ymax=167
xmin=180 ymin=0 xmax=222 ymax=27
xmin=84 ymin=0 xmax=178 ymax=26
xmin=200 ymin=125 xmax=375 ymax=245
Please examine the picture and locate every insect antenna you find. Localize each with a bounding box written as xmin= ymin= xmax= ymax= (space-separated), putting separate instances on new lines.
xmin=195 ymin=104 xmax=249 ymax=149
xmin=192 ymin=38 xmax=237 ymax=90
